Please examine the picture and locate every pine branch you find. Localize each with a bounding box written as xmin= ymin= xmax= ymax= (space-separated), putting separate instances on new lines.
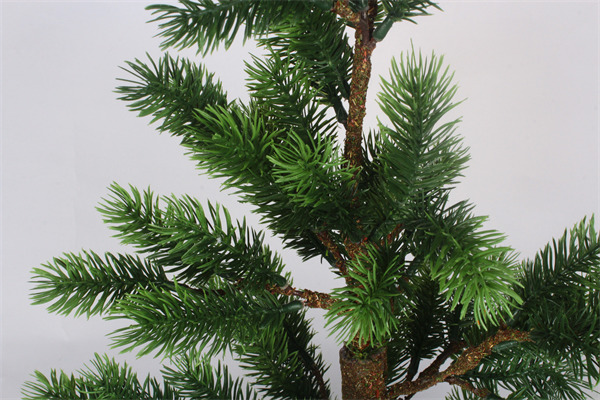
xmin=377 ymin=49 xmax=468 ymax=204
xmin=108 ymin=282 xmax=303 ymax=358
xmin=387 ymin=328 xmax=531 ymax=398
xmin=31 ymin=251 xmax=170 ymax=317
xmin=460 ymin=342 xmax=596 ymax=400
xmin=98 ymin=183 xmax=286 ymax=288
xmin=116 ymin=53 xmax=227 ymax=136
xmin=405 ymin=193 xmax=523 ymax=328
xmin=163 ymin=350 xmax=258 ymax=400
xmin=510 ymin=216 xmax=600 ymax=383
xmin=374 ymin=1 xmax=440 ymax=41
xmin=22 ymin=354 xmax=177 ymax=400
xmin=257 ymin=10 xmax=353 ymax=125
xmin=186 ymin=103 xmax=354 ymax=256
xmin=245 ymin=50 xmax=339 ymax=144
xmin=237 ymin=311 xmax=331 ymax=399
xmin=326 ymin=243 xmax=404 ymax=347
xmin=397 ymin=275 xmax=450 ymax=383
xmin=282 ymin=321 xmax=330 ymax=399
xmin=117 ymin=51 xmax=348 ymax=260
xmin=267 ymin=283 xmax=337 ymax=310
xmin=147 ymin=0 xmax=311 ymax=54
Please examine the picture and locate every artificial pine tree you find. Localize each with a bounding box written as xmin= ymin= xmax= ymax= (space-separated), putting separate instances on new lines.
xmin=24 ymin=1 xmax=600 ymax=399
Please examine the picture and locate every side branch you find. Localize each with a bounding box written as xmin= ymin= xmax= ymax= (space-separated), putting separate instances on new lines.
xmin=444 ymin=328 xmax=531 ymax=376
xmin=267 ymin=284 xmax=337 ymax=310
xmin=316 ymin=230 xmax=348 ymax=277
xmin=387 ymin=328 xmax=532 ymax=398
xmin=332 ymin=0 xmax=360 ymax=26
xmin=419 ymin=340 xmax=465 ymax=379
xmin=444 ymin=377 xmax=491 ymax=398
xmin=282 ymin=323 xmax=331 ymax=400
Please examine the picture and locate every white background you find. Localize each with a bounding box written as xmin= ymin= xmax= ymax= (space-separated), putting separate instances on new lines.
xmin=2 ymin=1 xmax=599 ymax=399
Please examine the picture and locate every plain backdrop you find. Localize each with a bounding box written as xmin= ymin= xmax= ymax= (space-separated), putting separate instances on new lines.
xmin=2 ymin=1 xmax=599 ymax=399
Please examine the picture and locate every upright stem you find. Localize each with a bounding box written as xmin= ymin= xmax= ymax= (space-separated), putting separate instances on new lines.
xmin=334 ymin=3 xmax=391 ymax=398
xmin=343 ymin=9 xmax=375 ymax=169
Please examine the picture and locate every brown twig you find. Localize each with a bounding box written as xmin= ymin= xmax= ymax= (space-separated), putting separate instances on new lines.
xmin=267 ymin=284 xmax=337 ymax=310
xmin=385 ymin=223 xmax=405 ymax=245
xmin=316 ymin=230 xmax=348 ymax=278
xmin=344 ymin=10 xmax=375 ymax=170
xmin=332 ymin=0 xmax=360 ymax=25
xmin=387 ymin=328 xmax=532 ymax=398
xmin=444 ymin=376 xmax=491 ymax=398
xmin=419 ymin=340 xmax=465 ymax=379
xmin=282 ymin=323 xmax=331 ymax=399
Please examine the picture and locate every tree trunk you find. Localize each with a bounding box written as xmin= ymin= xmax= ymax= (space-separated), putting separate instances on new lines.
xmin=339 ymin=345 xmax=388 ymax=399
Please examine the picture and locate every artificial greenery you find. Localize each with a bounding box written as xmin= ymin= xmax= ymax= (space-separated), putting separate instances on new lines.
xmin=26 ymin=1 xmax=599 ymax=399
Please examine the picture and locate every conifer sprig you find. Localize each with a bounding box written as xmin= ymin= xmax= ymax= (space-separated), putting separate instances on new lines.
xmin=162 ymin=351 xmax=258 ymax=399
xmin=417 ymin=197 xmax=523 ymax=328
xmin=326 ymin=242 xmax=405 ymax=346
xmin=374 ymin=1 xmax=441 ymax=41
xmin=147 ymin=0 xmax=312 ymax=54
xmin=511 ymin=216 xmax=600 ymax=384
xmin=457 ymin=345 xmax=595 ymax=400
xmin=98 ymin=182 xmax=287 ymax=288
xmin=245 ymin=49 xmax=339 ymax=144
xmin=257 ymin=10 xmax=353 ymax=125
xmin=116 ymin=53 xmax=228 ymax=136
xmin=108 ymin=282 xmax=301 ymax=358
xmin=236 ymin=311 xmax=331 ymax=399
xmin=377 ymin=50 xmax=468 ymax=204
xmin=22 ymin=354 xmax=178 ymax=400
xmin=31 ymin=251 xmax=169 ymax=317
xmin=387 ymin=273 xmax=448 ymax=384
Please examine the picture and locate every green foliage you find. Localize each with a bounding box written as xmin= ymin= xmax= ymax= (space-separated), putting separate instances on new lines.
xmin=454 ymin=344 xmax=595 ymax=400
xmin=116 ymin=53 xmax=228 ymax=136
xmin=380 ymin=0 xmax=440 ymax=22
xmin=23 ymin=354 xmax=177 ymax=400
xmin=108 ymin=281 xmax=297 ymax=358
xmin=98 ymin=182 xmax=286 ymax=288
xmin=147 ymin=0 xmax=313 ymax=54
xmin=31 ymin=251 xmax=169 ymax=317
xmin=245 ymin=49 xmax=338 ymax=144
xmin=360 ymin=48 xmax=469 ymax=244
xmin=236 ymin=310 xmax=331 ymax=399
xmin=511 ymin=216 xmax=600 ymax=383
xmin=187 ymin=103 xmax=280 ymax=184
xmin=256 ymin=10 xmax=353 ymax=124
xmin=27 ymin=0 xmax=600 ymax=398
xmin=326 ymin=243 xmax=405 ymax=346
xmin=377 ymin=50 xmax=468 ymax=204
xmin=374 ymin=1 xmax=441 ymax=41
xmin=116 ymin=16 xmax=353 ymax=259
xmin=268 ymin=131 xmax=354 ymax=219
xmin=162 ymin=350 xmax=258 ymax=399
xmin=184 ymin=100 xmax=352 ymax=254
xmin=387 ymin=271 xmax=448 ymax=383
xmin=413 ymin=195 xmax=523 ymax=328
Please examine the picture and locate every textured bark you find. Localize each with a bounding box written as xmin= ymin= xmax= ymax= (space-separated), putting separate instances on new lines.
xmin=343 ymin=20 xmax=373 ymax=170
xmin=387 ymin=328 xmax=532 ymax=398
xmin=340 ymin=345 xmax=387 ymax=400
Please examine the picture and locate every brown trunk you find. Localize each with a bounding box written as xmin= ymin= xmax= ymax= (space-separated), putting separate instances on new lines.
xmin=339 ymin=345 xmax=388 ymax=400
